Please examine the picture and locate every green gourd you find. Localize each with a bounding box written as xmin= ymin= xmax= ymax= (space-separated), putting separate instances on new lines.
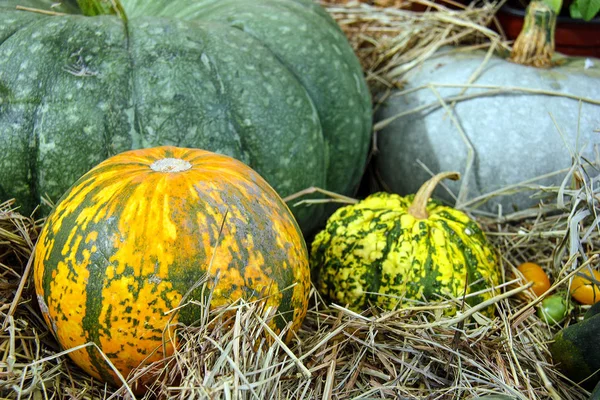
xmin=374 ymin=3 xmax=599 ymax=215
xmin=0 ymin=0 xmax=372 ymax=233
xmin=311 ymin=172 xmax=500 ymax=313
xmin=550 ymin=308 xmax=600 ymax=389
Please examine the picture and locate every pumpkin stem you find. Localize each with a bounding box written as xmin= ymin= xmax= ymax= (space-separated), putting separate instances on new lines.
xmin=76 ymin=0 xmax=127 ymax=21
xmin=407 ymin=172 xmax=460 ymax=219
xmin=150 ymin=158 xmax=192 ymax=173
xmin=509 ymin=0 xmax=556 ymax=68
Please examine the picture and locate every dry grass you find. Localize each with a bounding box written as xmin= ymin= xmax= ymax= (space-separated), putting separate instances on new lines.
xmin=2 ymin=165 xmax=599 ymax=399
xmin=2 ymin=2 xmax=600 ymax=399
xmin=320 ymin=0 xmax=508 ymax=88
xmin=0 ymin=187 xmax=597 ymax=400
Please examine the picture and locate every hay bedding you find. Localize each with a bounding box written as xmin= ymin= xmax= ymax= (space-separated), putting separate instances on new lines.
xmin=1 ymin=1 xmax=598 ymax=399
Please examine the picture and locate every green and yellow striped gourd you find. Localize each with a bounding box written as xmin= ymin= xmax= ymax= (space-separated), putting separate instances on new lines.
xmin=311 ymin=172 xmax=500 ymax=313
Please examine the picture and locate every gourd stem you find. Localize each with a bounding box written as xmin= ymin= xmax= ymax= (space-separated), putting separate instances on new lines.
xmin=76 ymin=0 xmax=127 ymax=21
xmin=150 ymin=158 xmax=192 ymax=173
xmin=509 ymin=0 xmax=556 ymax=68
xmin=407 ymin=172 xmax=460 ymax=219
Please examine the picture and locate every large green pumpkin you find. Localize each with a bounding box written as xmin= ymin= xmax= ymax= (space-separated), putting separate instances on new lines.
xmin=0 ymin=0 xmax=372 ymax=233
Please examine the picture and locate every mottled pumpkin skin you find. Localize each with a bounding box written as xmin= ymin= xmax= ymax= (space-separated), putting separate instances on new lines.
xmin=311 ymin=192 xmax=499 ymax=312
xmin=0 ymin=0 xmax=372 ymax=234
xmin=374 ymin=48 xmax=600 ymax=215
xmin=33 ymin=146 xmax=310 ymax=387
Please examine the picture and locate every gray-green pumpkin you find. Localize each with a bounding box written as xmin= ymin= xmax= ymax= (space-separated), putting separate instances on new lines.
xmin=375 ymin=47 xmax=600 ymax=214
xmin=0 ymin=0 xmax=372 ymax=233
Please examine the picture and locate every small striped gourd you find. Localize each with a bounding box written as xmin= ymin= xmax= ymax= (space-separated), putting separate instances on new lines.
xmin=33 ymin=146 xmax=310 ymax=389
xmin=311 ymin=172 xmax=499 ymax=313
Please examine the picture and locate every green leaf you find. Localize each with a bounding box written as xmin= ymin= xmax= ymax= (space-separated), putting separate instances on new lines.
xmin=570 ymin=0 xmax=600 ymax=20
xmin=570 ymin=1 xmax=584 ymax=17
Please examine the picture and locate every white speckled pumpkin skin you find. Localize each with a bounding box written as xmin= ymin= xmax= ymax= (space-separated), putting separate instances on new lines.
xmin=0 ymin=0 xmax=372 ymax=233
xmin=375 ymin=48 xmax=600 ymax=214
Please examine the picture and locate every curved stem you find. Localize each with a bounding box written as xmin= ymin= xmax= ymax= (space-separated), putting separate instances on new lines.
xmin=407 ymin=172 xmax=460 ymax=219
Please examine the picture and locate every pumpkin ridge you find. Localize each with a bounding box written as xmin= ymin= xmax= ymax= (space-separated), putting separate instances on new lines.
xmin=70 ymin=179 xmax=146 ymax=380
xmin=28 ymin=86 xmax=47 ymax=211
xmin=368 ymin=215 xmax=403 ymax=307
xmin=412 ymin=222 xmax=439 ymax=300
xmin=434 ymin=216 xmax=497 ymax=306
xmin=0 ymin=13 xmax=46 ymax=48
xmin=185 ymin=29 xmax=257 ymax=169
xmin=432 ymin=218 xmax=468 ymax=300
xmin=205 ymin=23 xmax=325 ymax=194
xmin=18 ymin=14 xmax=134 ymax=214
xmin=122 ymin=17 xmax=142 ymax=151
xmin=1 ymin=15 xmax=58 ymax=210
xmin=178 ymin=0 xmax=369 ymax=196
xmin=225 ymin=182 xmax=301 ymax=329
xmin=82 ymin=244 xmax=116 ymax=384
xmin=37 ymin=207 xmax=99 ymax=378
xmin=361 ymin=211 xmax=388 ymax=306
xmin=254 ymin=0 xmax=371 ymax=193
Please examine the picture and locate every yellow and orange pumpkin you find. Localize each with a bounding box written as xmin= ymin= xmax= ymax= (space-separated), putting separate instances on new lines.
xmin=33 ymin=146 xmax=310 ymax=388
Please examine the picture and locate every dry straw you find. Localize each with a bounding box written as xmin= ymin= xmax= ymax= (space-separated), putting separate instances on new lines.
xmin=322 ymin=0 xmax=507 ymax=87
xmin=1 ymin=1 xmax=599 ymax=399
xmin=2 ymin=184 xmax=598 ymax=399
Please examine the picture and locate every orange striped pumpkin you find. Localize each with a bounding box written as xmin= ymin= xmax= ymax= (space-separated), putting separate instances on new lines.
xmin=33 ymin=146 xmax=310 ymax=388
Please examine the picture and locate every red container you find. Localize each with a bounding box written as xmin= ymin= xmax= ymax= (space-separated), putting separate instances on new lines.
xmin=498 ymin=3 xmax=600 ymax=58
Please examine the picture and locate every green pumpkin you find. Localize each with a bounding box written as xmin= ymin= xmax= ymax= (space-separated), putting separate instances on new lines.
xmin=549 ymin=303 xmax=600 ymax=390
xmin=375 ymin=3 xmax=599 ymax=215
xmin=374 ymin=47 xmax=600 ymax=214
xmin=0 ymin=0 xmax=372 ymax=233
xmin=311 ymin=172 xmax=500 ymax=313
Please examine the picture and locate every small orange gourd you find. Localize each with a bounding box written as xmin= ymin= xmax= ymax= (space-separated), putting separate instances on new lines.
xmin=517 ymin=262 xmax=551 ymax=297
xmin=570 ymin=269 xmax=600 ymax=305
